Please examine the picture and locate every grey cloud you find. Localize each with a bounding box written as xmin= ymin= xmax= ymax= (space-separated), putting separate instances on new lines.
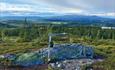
xmin=1 ymin=0 xmax=115 ymax=15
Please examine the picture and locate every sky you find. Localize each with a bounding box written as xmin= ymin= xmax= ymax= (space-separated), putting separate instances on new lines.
xmin=0 ymin=0 xmax=115 ymax=17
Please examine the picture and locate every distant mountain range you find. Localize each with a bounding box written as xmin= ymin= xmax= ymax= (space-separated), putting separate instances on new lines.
xmin=0 ymin=14 xmax=115 ymax=27
xmin=44 ymin=15 xmax=115 ymax=22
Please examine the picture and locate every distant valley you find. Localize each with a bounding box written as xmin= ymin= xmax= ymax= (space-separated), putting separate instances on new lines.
xmin=0 ymin=15 xmax=115 ymax=27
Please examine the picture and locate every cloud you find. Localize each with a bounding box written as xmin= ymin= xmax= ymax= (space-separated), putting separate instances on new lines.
xmin=0 ymin=2 xmax=57 ymax=14
xmin=0 ymin=2 xmax=83 ymax=15
xmin=0 ymin=2 xmax=32 ymax=12
xmin=91 ymin=13 xmax=115 ymax=17
xmin=0 ymin=0 xmax=115 ymax=17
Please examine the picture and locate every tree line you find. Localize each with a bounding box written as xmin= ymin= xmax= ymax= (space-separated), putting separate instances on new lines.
xmin=0 ymin=25 xmax=115 ymax=42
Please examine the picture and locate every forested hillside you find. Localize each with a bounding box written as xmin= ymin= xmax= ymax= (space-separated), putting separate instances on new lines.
xmin=0 ymin=23 xmax=115 ymax=70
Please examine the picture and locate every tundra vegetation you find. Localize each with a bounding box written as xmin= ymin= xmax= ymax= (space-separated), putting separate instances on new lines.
xmin=0 ymin=22 xmax=115 ymax=70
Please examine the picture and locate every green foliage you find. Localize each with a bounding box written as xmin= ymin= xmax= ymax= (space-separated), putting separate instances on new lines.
xmin=0 ymin=23 xmax=115 ymax=69
xmin=91 ymin=54 xmax=115 ymax=70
